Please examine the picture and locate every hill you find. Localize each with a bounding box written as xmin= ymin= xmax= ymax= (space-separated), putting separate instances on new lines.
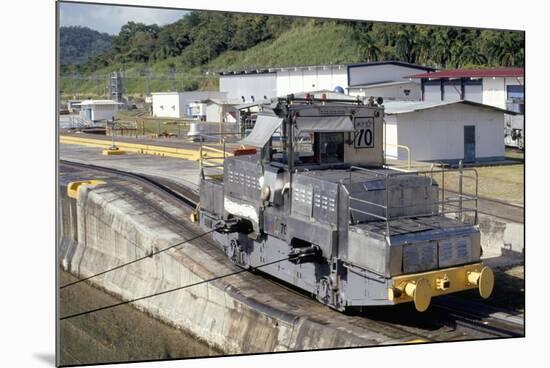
xmin=59 ymin=12 xmax=524 ymax=99
xmin=60 ymin=26 xmax=112 ymax=65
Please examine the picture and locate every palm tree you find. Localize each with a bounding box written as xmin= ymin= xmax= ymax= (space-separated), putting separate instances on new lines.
xmin=432 ymin=29 xmax=453 ymax=68
xmin=356 ymin=32 xmax=381 ymax=62
xmin=414 ymin=26 xmax=433 ymax=65
xmin=487 ymin=32 xmax=524 ymax=67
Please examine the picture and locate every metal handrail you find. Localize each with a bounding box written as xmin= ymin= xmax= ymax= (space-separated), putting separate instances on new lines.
xmin=384 ymin=143 xmax=411 ymax=170
xmin=350 ymin=207 xmax=479 ymax=226
xmin=198 ymin=133 xmax=234 ymax=179
xmin=349 ymin=196 xmax=387 ymax=209
xmin=347 ymin=163 xmax=479 ymax=232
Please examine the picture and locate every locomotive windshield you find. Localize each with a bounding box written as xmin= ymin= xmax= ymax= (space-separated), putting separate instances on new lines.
xmin=270 ymin=130 xmax=345 ymax=165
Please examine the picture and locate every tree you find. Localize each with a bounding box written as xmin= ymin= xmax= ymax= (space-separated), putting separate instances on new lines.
xmin=395 ymin=25 xmax=417 ymax=63
xmin=356 ymin=32 xmax=380 ymax=62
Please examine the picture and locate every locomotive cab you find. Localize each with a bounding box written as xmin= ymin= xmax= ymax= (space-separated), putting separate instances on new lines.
xmin=198 ymin=94 xmax=494 ymax=312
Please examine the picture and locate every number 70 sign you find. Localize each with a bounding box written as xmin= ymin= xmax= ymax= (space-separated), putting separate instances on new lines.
xmin=353 ymin=118 xmax=374 ymax=149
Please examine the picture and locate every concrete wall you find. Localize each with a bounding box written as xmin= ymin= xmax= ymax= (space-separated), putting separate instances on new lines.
xmin=58 ymin=179 xmax=404 ymax=355
xmin=461 ymin=212 xmax=524 ymax=258
xmin=391 ymin=103 xmax=505 ymax=161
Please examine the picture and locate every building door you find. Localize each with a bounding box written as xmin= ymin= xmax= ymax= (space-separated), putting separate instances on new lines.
xmin=85 ymin=108 xmax=92 ymax=121
xmin=464 ymin=125 xmax=476 ymax=162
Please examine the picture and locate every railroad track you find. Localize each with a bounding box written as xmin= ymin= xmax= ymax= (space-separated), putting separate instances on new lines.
xmin=60 ymin=159 xmax=524 ymax=341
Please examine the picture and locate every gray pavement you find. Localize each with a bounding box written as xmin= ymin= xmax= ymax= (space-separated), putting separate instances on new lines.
xmin=60 ymin=143 xmax=202 ymax=192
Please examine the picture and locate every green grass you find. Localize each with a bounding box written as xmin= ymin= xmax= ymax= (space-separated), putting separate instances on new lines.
xmin=207 ymin=21 xmax=361 ymax=71
xmin=430 ymin=164 xmax=524 ymax=205
xmin=60 ymin=22 xmax=362 ymax=99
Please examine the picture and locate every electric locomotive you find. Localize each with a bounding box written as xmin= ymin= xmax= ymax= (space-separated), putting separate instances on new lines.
xmin=197 ymin=94 xmax=494 ymax=312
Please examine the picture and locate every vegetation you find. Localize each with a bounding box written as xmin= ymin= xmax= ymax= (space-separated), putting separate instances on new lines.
xmin=60 ymin=26 xmax=112 ymax=65
xmin=59 ymin=11 xmax=524 ymax=98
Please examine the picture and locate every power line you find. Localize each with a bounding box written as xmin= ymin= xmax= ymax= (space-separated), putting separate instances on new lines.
xmin=59 ymin=228 xmax=219 ymax=289
xmin=59 ymin=257 xmax=288 ymax=321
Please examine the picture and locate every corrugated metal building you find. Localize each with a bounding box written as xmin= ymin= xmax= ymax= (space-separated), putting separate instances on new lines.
xmin=408 ymin=68 xmax=524 ymax=110
xmin=219 ymin=61 xmax=434 ymax=103
xmin=347 ymin=80 xmax=421 ymax=101
xmin=383 ymin=100 xmax=514 ymax=163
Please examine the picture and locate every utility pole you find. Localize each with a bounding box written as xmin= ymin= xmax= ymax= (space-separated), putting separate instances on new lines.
xmin=96 ymin=74 xmax=100 ymax=98
xmin=71 ymin=71 xmax=76 ymax=99
xmin=168 ymin=64 xmax=176 ymax=91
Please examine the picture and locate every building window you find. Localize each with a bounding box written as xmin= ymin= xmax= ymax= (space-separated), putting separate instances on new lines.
xmin=507 ymin=85 xmax=524 ymax=101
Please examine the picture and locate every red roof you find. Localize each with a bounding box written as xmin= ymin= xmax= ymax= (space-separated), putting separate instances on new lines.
xmin=408 ymin=67 xmax=524 ymax=79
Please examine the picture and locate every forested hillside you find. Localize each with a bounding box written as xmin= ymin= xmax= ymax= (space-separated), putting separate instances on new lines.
xmin=60 ymin=26 xmax=112 ymax=65
xmin=59 ymin=11 xmax=524 ymax=98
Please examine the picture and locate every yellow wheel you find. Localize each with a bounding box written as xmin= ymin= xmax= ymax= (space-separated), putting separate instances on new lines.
xmin=478 ymin=266 xmax=494 ymax=299
xmin=407 ymin=279 xmax=432 ymax=312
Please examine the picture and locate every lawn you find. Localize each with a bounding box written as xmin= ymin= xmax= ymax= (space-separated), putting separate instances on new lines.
xmin=426 ymin=163 xmax=524 ymax=205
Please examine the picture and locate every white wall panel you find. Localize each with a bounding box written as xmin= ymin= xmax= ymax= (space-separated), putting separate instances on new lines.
xmin=348 ymin=64 xmax=428 ymax=86
xmin=423 ymin=85 xmax=441 ymax=102
xmin=220 ymin=74 xmax=277 ymax=101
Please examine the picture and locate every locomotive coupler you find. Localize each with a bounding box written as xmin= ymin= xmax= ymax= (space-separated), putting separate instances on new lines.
xmin=214 ymin=218 xmax=253 ymax=234
xmin=289 ymin=245 xmax=322 ymax=264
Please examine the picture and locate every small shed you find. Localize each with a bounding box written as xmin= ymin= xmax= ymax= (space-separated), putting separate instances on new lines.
xmin=67 ymin=100 xmax=82 ymax=113
xmin=79 ymin=100 xmax=120 ymax=122
xmin=204 ymin=98 xmax=241 ymax=123
xmin=383 ymin=100 xmax=515 ymax=163
xmin=151 ymin=91 xmax=227 ymax=118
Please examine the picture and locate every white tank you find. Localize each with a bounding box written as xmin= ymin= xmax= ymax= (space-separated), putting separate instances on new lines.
xmin=187 ymin=123 xmax=202 ymax=141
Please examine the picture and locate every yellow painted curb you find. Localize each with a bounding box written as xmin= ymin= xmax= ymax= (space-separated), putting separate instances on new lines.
xmin=60 ymin=135 xmax=232 ymax=163
xmin=102 ymin=148 xmax=126 ymax=156
xmin=67 ymin=180 xmax=106 ymax=199
xmin=403 ymin=339 xmax=429 ymax=344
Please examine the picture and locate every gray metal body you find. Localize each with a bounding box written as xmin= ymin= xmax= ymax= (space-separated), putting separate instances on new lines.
xmin=199 ymin=96 xmax=481 ymax=310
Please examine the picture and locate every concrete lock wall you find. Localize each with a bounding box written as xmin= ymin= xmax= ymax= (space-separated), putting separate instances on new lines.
xmin=466 ymin=212 xmax=524 ymax=257
xmin=58 ymin=180 xmax=398 ymax=354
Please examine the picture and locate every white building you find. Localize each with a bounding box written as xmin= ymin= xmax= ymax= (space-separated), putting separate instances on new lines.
xmin=151 ymin=91 xmax=227 ymax=118
xmin=408 ymin=68 xmax=524 ymax=109
xmin=219 ymin=61 xmax=433 ymax=103
xmin=383 ymin=100 xmax=513 ymax=163
xmin=79 ymin=100 xmax=120 ymax=122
